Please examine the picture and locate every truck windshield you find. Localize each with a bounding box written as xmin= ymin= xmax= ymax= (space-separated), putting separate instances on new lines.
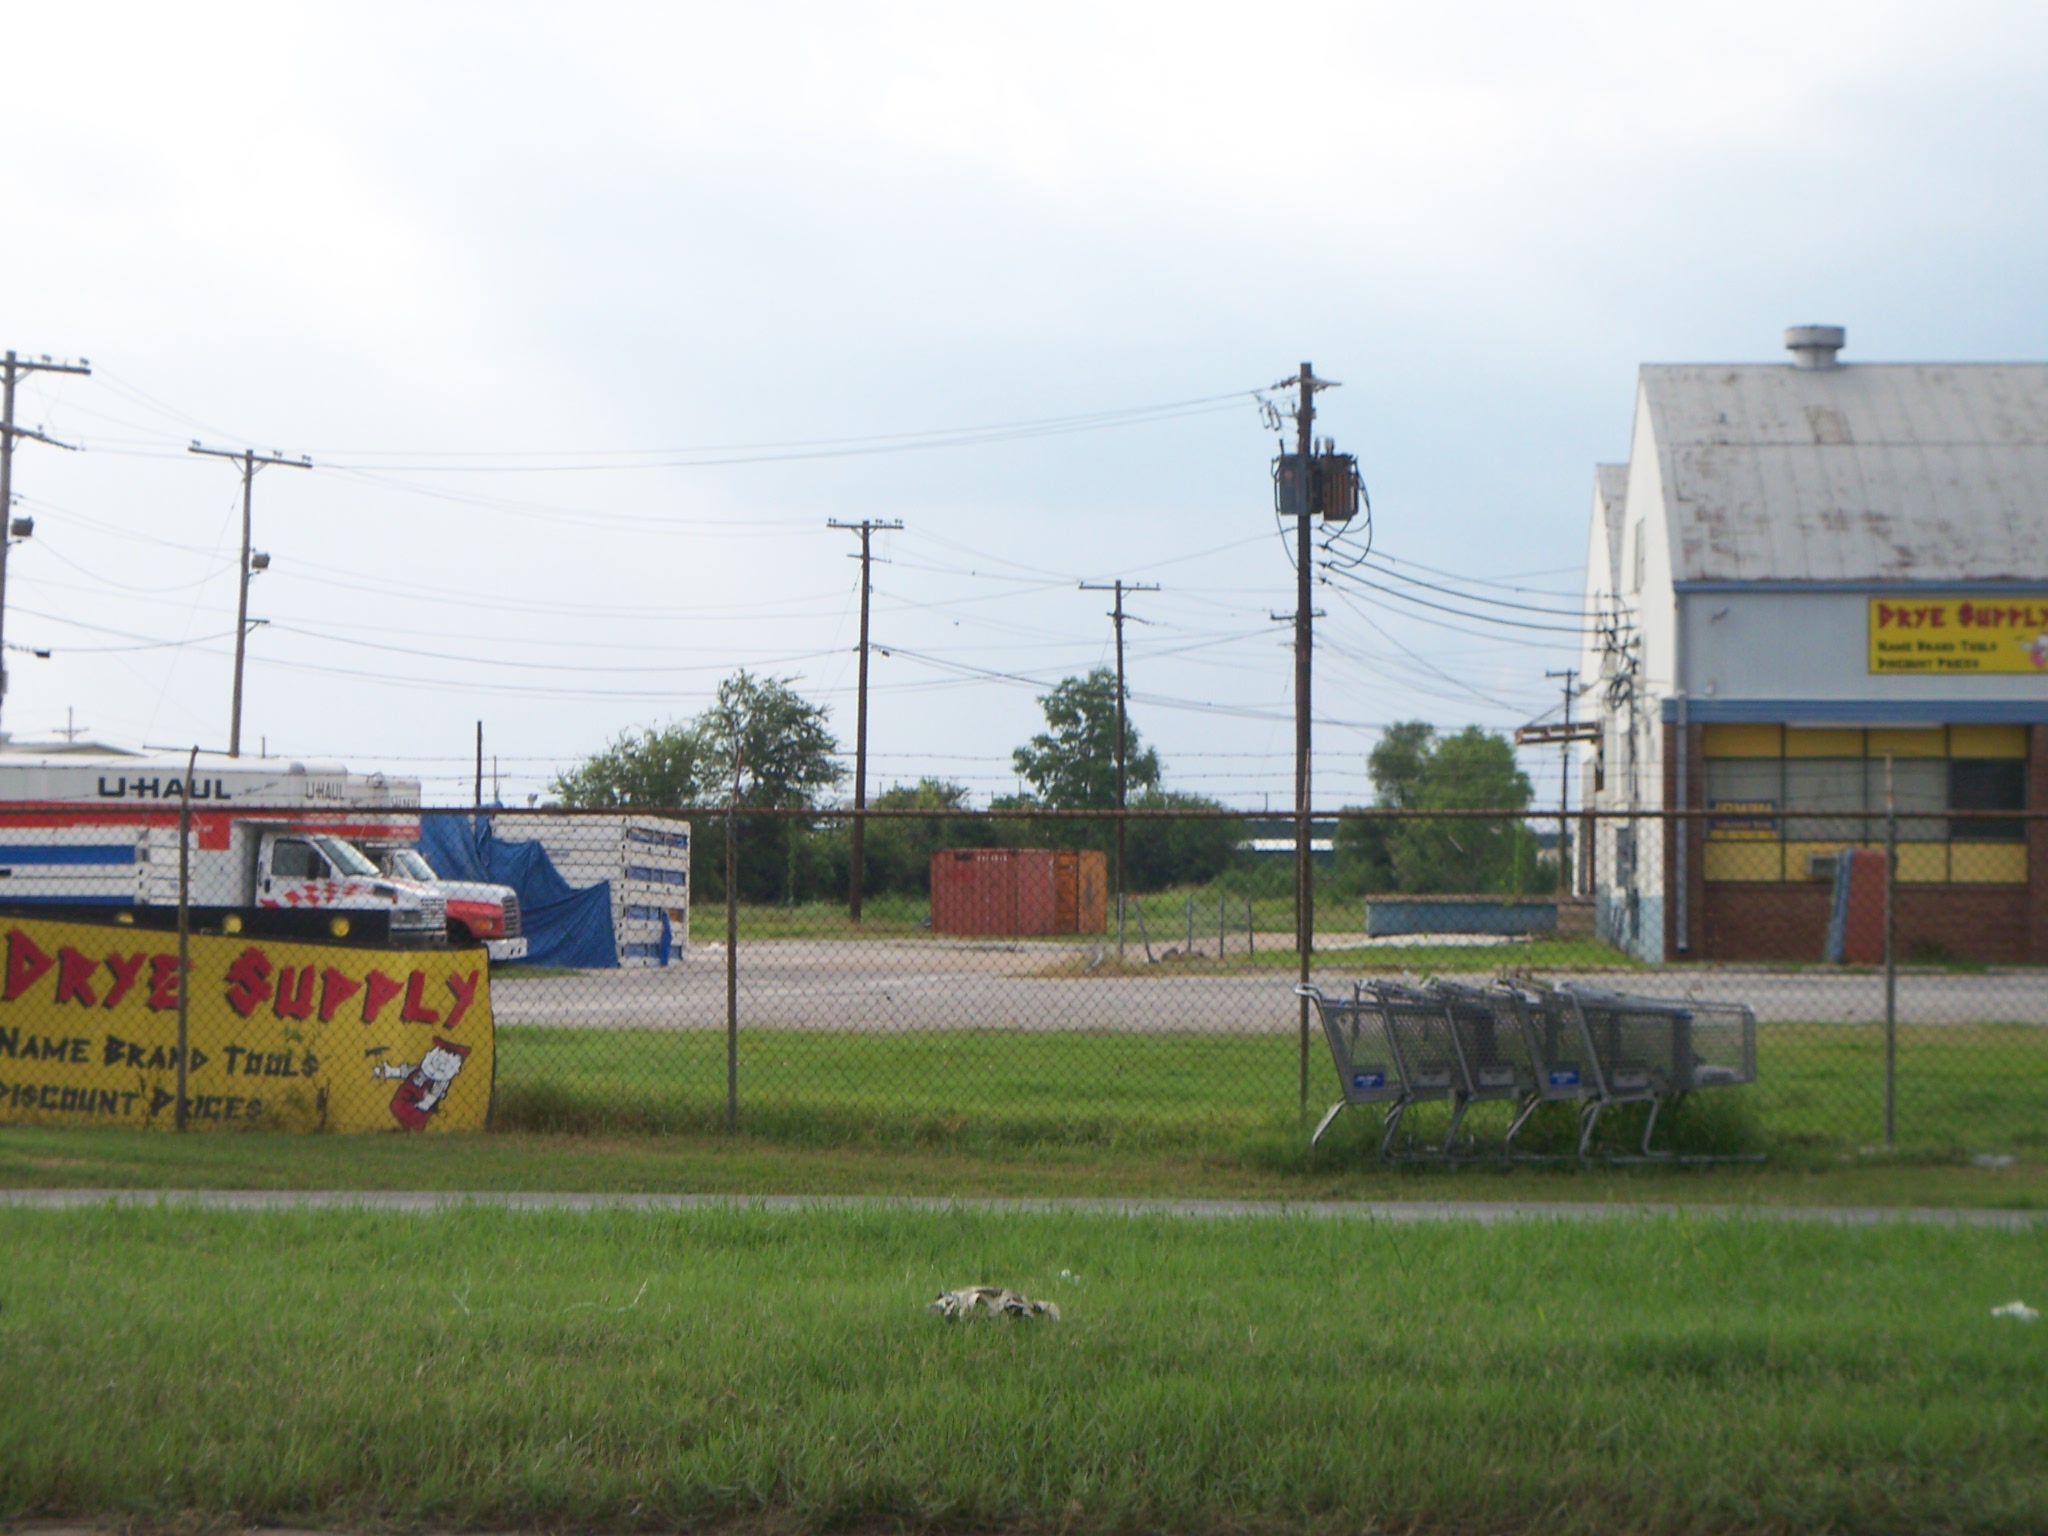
xmin=313 ymin=836 xmax=382 ymax=878
xmin=388 ymin=849 xmax=439 ymax=882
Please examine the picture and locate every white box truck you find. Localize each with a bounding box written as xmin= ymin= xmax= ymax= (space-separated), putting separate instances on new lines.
xmin=0 ymin=753 xmax=456 ymax=947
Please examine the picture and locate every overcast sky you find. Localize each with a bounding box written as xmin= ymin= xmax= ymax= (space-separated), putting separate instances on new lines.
xmin=3 ymin=1 xmax=2044 ymax=808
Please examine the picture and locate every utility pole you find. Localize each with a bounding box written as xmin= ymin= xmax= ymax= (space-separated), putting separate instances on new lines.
xmin=188 ymin=442 xmax=310 ymax=757
xmin=1546 ymin=669 xmax=1578 ymax=896
xmin=0 ymin=350 xmax=91 ymax=735
xmin=1080 ymin=577 xmax=1159 ymax=920
xmin=828 ymin=517 xmax=901 ymax=922
xmin=474 ymin=721 xmax=484 ymax=810
xmin=1286 ymin=362 xmax=1327 ymax=1113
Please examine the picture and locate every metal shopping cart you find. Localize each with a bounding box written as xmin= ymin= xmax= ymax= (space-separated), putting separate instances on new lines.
xmin=1429 ymin=978 xmax=1542 ymax=1152
xmin=1489 ymin=980 xmax=1607 ymax=1155
xmin=1551 ymin=984 xmax=1759 ymax=1158
xmin=1297 ymin=983 xmax=1428 ymax=1155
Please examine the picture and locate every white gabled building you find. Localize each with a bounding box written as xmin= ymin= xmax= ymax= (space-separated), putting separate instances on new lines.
xmin=1581 ymin=326 xmax=2048 ymax=963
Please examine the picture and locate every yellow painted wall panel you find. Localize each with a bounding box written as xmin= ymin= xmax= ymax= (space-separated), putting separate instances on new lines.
xmin=1949 ymin=725 xmax=2028 ymax=760
xmin=1782 ymin=841 xmax=1875 ymax=881
xmin=1867 ymin=728 xmax=1947 ymax=759
xmin=1893 ymin=844 xmax=1950 ymax=883
xmin=1703 ymin=724 xmax=1782 ymax=758
xmin=1703 ymin=842 xmax=1783 ymax=882
xmin=1950 ymin=843 xmax=2028 ymax=884
xmin=1785 ymin=728 xmax=1865 ymax=758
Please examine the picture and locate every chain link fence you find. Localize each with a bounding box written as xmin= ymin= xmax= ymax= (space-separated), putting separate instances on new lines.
xmin=0 ymin=797 xmax=2042 ymax=1160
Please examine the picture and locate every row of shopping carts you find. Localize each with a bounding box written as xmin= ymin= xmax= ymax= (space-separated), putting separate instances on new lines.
xmin=1295 ymin=979 xmax=1758 ymax=1160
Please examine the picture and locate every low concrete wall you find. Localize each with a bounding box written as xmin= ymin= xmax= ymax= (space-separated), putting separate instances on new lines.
xmin=1364 ymin=895 xmax=1560 ymax=938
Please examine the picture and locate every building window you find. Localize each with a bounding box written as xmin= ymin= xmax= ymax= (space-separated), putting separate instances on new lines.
xmin=1700 ymin=724 xmax=2029 ymax=884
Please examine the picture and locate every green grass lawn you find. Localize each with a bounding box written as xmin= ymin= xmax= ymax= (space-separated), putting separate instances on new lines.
xmin=485 ymin=1021 xmax=2048 ymax=1161
xmin=4 ymin=1203 xmax=2045 ymax=1534
xmin=4 ymin=1121 xmax=2045 ymax=1209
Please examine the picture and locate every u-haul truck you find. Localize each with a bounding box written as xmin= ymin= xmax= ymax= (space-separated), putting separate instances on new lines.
xmin=0 ymin=753 xmax=453 ymax=947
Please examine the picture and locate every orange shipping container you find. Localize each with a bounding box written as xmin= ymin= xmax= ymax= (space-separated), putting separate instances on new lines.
xmin=930 ymin=848 xmax=1106 ymax=936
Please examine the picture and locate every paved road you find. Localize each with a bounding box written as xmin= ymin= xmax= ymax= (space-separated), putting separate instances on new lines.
xmin=2 ymin=1188 xmax=2041 ymax=1228
xmin=490 ymin=939 xmax=2048 ymax=1031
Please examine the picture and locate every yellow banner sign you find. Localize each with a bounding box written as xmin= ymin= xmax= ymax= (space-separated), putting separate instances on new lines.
xmin=0 ymin=915 xmax=492 ymax=1133
xmin=1869 ymin=597 xmax=2048 ymax=674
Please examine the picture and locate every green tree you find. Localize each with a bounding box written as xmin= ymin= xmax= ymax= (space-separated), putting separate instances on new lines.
xmin=1010 ymin=668 xmax=1160 ymax=810
xmin=1334 ymin=722 xmax=1549 ymax=894
xmin=821 ymin=778 xmax=996 ymax=898
xmin=698 ymin=670 xmax=844 ymax=809
xmin=1123 ymin=789 xmax=1244 ymax=892
xmin=1330 ymin=720 xmax=1438 ymax=893
xmin=551 ymin=722 xmax=706 ymax=808
xmin=554 ymin=670 xmax=842 ymax=905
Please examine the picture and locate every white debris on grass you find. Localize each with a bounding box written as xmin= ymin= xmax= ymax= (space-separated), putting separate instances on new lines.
xmin=929 ymin=1285 xmax=1060 ymax=1321
xmin=1991 ymin=1300 xmax=2039 ymax=1322
xmin=1971 ymin=1153 xmax=2018 ymax=1170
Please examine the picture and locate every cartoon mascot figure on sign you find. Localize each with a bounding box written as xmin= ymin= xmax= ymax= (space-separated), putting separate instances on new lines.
xmin=371 ymin=1037 xmax=471 ymax=1130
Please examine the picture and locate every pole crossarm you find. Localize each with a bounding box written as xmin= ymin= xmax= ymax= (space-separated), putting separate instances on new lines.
xmin=1512 ymin=721 xmax=1601 ymax=746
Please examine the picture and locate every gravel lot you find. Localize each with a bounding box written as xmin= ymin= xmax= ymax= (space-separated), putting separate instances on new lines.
xmin=490 ymin=939 xmax=2048 ymax=1031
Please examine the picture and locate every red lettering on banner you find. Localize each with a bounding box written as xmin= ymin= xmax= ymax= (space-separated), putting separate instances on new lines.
xmin=272 ymin=964 xmax=315 ymax=1021
xmin=145 ymin=954 xmax=183 ymax=1012
xmin=54 ymin=946 xmax=99 ymax=1007
xmin=400 ymin=970 xmax=440 ymax=1025
xmin=317 ymin=967 xmax=363 ymax=1024
xmin=223 ymin=947 xmax=274 ymax=1019
xmin=361 ymin=970 xmax=404 ymax=1025
xmin=4 ymin=931 xmax=55 ymax=1002
xmin=443 ymin=970 xmax=479 ymax=1029
xmin=101 ymin=952 xmax=146 ymax=1009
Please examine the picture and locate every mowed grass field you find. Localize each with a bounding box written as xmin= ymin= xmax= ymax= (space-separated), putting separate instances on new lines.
xmin=3 ymin=1203 xmax=2045 ymax=1535
xmin=492 ymin=1021 xmax=2048 ymax=1160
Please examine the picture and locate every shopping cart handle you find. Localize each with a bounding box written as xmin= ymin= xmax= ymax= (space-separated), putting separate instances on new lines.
xmin=1294 ymin=984 xmax=1326 ymax=1001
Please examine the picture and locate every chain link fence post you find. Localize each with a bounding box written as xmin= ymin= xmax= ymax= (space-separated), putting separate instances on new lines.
xmin=725 ymin=796 xmax=738 ymax=1134
xmin=1884 ymin=757 xmax=1897 ymax=1147
xmin=173 ymin=748 xmax=195 ymax=1133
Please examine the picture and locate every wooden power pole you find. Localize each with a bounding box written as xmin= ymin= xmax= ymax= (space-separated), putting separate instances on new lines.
xmin=188 ymin=442 xmax=309 ymax=757
xmin=0 ymin=349 xmax=91 ymax=734
xmin=1080 ymin=577 xmax=1158 ymax=921
xmin=829 ymin=517 xmax=901 ymax=922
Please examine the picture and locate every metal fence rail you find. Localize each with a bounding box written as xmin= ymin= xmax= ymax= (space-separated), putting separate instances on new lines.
xmin=0 ymin=800 xmax=2041 ymax=1159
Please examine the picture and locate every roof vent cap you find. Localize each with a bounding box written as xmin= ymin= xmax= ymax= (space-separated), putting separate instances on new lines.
xmin=1785 ymin=325 xmax=1846 ymax=369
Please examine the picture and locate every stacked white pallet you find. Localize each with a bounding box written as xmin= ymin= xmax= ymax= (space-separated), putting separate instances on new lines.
xmin=515 ymin=813 xmax=691 ymax=967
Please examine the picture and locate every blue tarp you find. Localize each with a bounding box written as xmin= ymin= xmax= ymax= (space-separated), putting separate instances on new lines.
xmin=422 ymin=815 xmax=618 ymax=969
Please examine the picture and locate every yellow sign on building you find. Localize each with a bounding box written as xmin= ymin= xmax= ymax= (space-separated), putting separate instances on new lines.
xmin=0 ymin=915 xmax=492 ymax=1132
xmin=1869 ymin=596 xmax=2048 ymax=674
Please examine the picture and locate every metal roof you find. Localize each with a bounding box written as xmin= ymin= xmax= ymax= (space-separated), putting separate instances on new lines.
xmin=1640 ymin=363 xmax=2048 ymax=583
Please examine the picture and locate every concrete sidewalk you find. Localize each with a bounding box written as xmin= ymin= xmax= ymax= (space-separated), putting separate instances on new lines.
xmin=2 ymin=1187 xmax=2042 ymax=1228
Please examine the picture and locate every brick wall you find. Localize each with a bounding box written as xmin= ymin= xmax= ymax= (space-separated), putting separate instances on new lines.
xmin=1701 ymin=883 xmax=2030 ymax=964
